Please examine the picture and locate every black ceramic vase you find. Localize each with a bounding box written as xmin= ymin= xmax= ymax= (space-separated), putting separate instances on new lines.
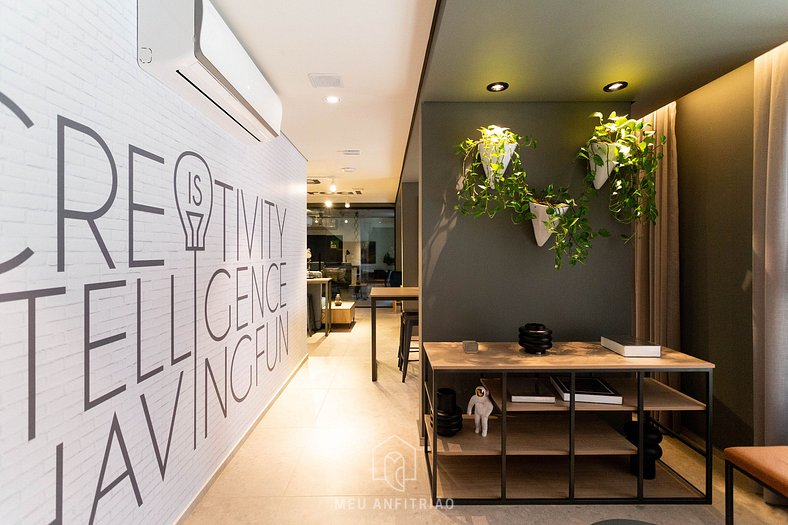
xmin=435 ymin=388 xmax=463 ymax=437
xmin=518 ymin=323 xmax=553 ymax=354
xmin=624 ymin=420 xmax=664 ymax=480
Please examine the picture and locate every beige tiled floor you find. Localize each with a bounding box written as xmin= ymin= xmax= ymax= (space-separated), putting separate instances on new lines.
xmin=184 ymin=309 xmax=787 ymax=524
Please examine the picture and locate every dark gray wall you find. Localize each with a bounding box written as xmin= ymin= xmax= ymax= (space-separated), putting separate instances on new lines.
xmin=676 ymin=62 xmax=754 ymax=448
xmin=421 ymin=101 xmax=633 ymax=343
xmin=400 ymin=182 xmax=419 ymax=287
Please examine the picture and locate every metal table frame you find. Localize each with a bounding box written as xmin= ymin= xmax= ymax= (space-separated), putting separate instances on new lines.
xmin=421 ymin=350 xmax=713 ymax=506
xmin=370 ymin=286 xmax=419 ymax=381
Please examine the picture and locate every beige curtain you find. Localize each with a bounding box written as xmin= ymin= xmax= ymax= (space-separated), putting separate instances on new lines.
xmin=635 ymin=102 xmax=681 ymax=429
xmin=753 ymin=41 xmax=788 ymax=505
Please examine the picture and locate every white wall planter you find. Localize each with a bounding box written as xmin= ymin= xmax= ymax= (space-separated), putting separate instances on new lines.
xmin=479 ymin=141 xmax=517 ymax=188
xmin=589 ymin=142 xmax=617 ymax=189
xmin=530 ymin=202 xmax=568 ymax=247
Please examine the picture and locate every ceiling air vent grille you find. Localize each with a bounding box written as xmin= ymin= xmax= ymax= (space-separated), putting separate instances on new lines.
xmin=340 ymin=149 xmax=361 ymax=156
xmin=306 ymin=179 xmax=321 ymax=185
xmin=308 ymin=73 xmax=343 ymax=88
xmin=307 ymin=189 xmax=363 ymax=196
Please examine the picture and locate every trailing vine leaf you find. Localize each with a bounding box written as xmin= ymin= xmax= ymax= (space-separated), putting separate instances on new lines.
xmin=455 ymin=125 xmax=536 ymax=224
xmin=578 ymin=112 xmax=666 ymax=225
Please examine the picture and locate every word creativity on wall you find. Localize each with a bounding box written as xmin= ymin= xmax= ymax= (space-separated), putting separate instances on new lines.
xmin=0 ymin=2 xmax=307 ymax=523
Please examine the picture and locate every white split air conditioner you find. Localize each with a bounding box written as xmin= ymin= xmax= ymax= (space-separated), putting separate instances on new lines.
xmin=137 ymin=0 xmax=282 ymax=143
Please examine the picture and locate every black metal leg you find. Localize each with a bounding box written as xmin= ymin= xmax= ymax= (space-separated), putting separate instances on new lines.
xmin=431 ymin=367 xmax=438 ymax=503
xmin=501 ymin=372 xmax=507 ymax=500
xmin=725 ymin=461 xmax=734 ymax=525
xmin=371 ymin=298 xmax=377 ymax=381
xmin=637 ymin=371 xmax=644 ymax=500
xmin=569 ymin=372 xmax=576 ymax=501
xmin=706 ymin=370 xmax=714 ymax=503
xmin=397 ymin=313 xmax=404 ymax=370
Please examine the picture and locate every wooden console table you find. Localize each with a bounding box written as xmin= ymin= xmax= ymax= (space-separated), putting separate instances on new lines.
xmin=421 ymin=341 xmax=714 ymax=505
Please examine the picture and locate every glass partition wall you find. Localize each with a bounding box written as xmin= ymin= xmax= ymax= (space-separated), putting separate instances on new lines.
xmin=307 ymin=207 xmax=396 ymax=307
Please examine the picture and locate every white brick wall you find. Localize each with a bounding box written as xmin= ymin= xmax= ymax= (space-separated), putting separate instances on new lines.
xmin=0 ymin=1 xmax=307 ymax=523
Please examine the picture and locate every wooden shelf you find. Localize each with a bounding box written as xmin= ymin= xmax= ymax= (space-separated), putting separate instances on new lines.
xmin=435 ymin=455 xmax=700 ymax=501
xmin=427 ymin=413 xmax=636 ymax=456
xmin=423 ymin=342 xmax=712 ymax=504
xmin=482 ymin=377 xmax=706 ymax=413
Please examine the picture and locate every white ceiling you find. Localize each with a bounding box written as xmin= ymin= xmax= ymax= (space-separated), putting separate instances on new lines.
xmin=212 ymin=0 xmax=436 ymax=204
xmin=214 ymin=1 xmax=788 ymax=201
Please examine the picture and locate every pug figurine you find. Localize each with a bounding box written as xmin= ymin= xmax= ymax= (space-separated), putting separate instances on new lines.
xmin=467 ymin=385 xmax=494 ymax=437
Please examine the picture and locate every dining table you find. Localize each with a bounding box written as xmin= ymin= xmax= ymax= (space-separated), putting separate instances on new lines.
xmin=369 ymin=286 xmax=419 ymax=381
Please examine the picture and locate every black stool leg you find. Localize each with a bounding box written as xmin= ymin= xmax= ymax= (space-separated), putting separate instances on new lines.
xmin=402 ymin=317 xmax=413 ymax=382
xmin=397 ymin=313 xmax=406 ymax=370
xmin=725 ymin=461 xmax=734 ymax=525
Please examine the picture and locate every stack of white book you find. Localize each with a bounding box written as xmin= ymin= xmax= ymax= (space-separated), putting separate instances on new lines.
xmin=601 ymin=335 xmax=661 ymax=357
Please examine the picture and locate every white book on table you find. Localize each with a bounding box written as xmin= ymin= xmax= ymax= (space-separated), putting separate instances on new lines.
xmin=601 ymin=335 xmax=661 ymax=357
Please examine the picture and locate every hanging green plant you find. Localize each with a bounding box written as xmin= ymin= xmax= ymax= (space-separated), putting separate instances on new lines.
xmin=455 ymin=125 xmax=536 ymax=224
xmin=578 ymin=112 xmax=666 ymax=226
xmin=455 ymin=125 xmax=608 ymax=269
xmin=537 ymin=184 xmax=610 ymax=269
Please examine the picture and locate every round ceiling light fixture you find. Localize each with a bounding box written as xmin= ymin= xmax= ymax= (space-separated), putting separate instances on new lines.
xmin=344 ymin=199 xmax=350 ymax=208
xmin=329 ymin=179 xmax=337 ymax=193
xmin=324 ymin=95 xmax=341 ymax=104
xmin=486 ymin=81 xmax=509 ymax=92
xmin=324 ymin=199 xmax=333 ymax=208
xmin=603 ymin=81 xmax=629 ymax=92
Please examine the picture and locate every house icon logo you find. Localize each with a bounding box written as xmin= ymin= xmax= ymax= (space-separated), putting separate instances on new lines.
xmin=372 ymin=435 xmax=418 ymax=492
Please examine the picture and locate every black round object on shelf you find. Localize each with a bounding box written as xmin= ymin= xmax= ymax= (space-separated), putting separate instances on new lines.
xmin=436 ymin=388 xmax=457 ymax=414
xmin=518 ymin=322 xmax=553 ymax=354
xmin=624 ymin=421 xmax=663 ymax=479
xmin=434 ymin=403 xmax=464 ymax=437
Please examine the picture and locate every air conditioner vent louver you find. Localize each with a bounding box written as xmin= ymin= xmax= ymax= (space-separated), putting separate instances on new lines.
xmin=138 ymin=0 xmax=282 ymax=144
xmin=306 ymin=179 xmax=321 ymax=185
xmin=340 ymin=149 xmax=361 ymax=156
xmin=308 ymin=73 xmax=343 ymax=88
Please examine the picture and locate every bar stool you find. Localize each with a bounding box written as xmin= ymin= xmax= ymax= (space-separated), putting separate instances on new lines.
xmin=398 ymin=310 xmax=419 ymax=382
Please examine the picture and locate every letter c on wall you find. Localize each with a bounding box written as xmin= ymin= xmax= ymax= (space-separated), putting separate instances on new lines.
xmin=0 ymin=91 xmax=35 ymax=274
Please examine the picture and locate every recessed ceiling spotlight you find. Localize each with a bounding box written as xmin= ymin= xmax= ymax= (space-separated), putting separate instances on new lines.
xmin=324 ymin=199 xmax=333 ymax=208
xmin=486 ymin=81 xmax=509 ymax=92
xmin=344 ymin=219 xmax=348 ymax=223
xmin=603 ymin=81 xmax=628 ymax=92
xmin=324 ymin=95 xmax=341 ymax=104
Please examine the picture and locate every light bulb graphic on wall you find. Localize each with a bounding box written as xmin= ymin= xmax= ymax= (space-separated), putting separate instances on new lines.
xmin=174 ymin=151 xmax=214 ymax=250
xmin=173 ymin=151 xmax=213 ymax=450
